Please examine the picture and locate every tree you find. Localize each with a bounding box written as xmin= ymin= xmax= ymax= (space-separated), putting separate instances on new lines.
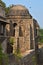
xmin=0 ymin=0 xmax=6 ymax=8
xmin=0 ymin=0 xmax=10 ymax=14
xmin=5 ymin=7 xmax=10 ymax=15
xmin=38 ymin=29 xmax=43 ymax=44
xmin=0 ymin=0 xmax=15 ymax=14
xmin=5 ymin=4 xmax=15 ymax=14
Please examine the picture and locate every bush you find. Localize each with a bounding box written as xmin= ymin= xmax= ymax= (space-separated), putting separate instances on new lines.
xmin=9 ymin=37 xmax=14 ymax=45
xmin=0 ymin=43 xmax=9 ymax=65
xmin=14 ymin=50 xmax=22 ymax=59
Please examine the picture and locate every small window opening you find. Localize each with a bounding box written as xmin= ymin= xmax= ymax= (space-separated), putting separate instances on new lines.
xmin=13 ymin=23 xmax=17 ymax=36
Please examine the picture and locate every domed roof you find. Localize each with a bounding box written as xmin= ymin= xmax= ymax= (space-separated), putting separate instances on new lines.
xmin=10 ymin=5 xmax=28 ymax=10
xmin=8 ymin=5 xmax=29 ymax=16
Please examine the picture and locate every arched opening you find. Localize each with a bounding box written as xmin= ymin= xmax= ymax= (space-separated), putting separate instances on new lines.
xmin=19 ymin=26 xmax=23 ymax=36
xmin=7 ymin=42 xmax=13 ymax=54
xmin=13 ymin=23 xmax=17 ymax=36
xmin=13 ymin=23 xmax=17 ymax=27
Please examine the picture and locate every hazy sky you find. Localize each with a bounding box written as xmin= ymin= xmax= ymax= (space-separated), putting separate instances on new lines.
xmin=2 ymin=0 xmax=43 ymax=28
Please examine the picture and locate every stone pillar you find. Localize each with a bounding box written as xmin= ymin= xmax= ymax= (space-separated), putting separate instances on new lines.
xmin=16 ymin=37 xmax=20 ymax=53
xmin=31 ymin=20 xmax=35 ymax=49
xmin=24 ymin=22 xmax=30 ymax=50
xmin=10 ymin=20 xmax=13 ymax=36
xmin=3 ymin=24 xmax=6 ymax=36
xmin=13 ymin=25 xmax=19 ymax=53
xmin=15 ymin=25 xmax=19 ymax=38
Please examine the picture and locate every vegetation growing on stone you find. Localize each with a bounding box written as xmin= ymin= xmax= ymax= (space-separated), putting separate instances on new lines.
xmin=0 ymin=43 xmax=9 ymax=65
xmin=9 ymin=37 xmax=14 ymax=45
xmin=14 ymin=50 xmax=22 ymax=59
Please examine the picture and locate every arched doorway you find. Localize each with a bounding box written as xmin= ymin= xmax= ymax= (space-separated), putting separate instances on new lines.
xmin=7 ymin=42 xmax=13 ymax=54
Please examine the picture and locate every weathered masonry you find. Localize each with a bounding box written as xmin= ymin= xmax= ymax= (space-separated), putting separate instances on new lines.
xmin=0 ymin=4 xmax=39 ymax=54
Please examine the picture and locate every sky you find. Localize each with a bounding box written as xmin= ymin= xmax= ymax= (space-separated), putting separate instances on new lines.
xmin=2 ymin=0 xmax=43 ymax=28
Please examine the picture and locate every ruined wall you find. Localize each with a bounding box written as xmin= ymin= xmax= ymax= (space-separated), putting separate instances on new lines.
xmin=7 ymin=50 xmax=35 ymax=65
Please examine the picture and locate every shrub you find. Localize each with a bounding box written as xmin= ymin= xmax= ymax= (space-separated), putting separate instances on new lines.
xmin=0 ymin=43 xmax=9 ymax=65
xmin=9 ymin=37 xmax=14 ymax=45
xmin=14 ymin=49 xmax=22 ymax=59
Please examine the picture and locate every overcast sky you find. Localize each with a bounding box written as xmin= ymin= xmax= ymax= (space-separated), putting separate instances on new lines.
xmin=2 ymin=0 xmax=43 ymax=28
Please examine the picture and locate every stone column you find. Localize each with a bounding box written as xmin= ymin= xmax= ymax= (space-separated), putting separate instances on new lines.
xmin=13 ymin=25 xmax=19 ymax=53
xmin=3 ymin=24 xmax=6 ymax=36
xmin=15 ymin=25 xmax=19 ymax=38
xmin=24 ymin=22 xmax=30 ymax=50
xmin=31 ymin=20 xmax=35 ymax=49
xmin=10 ymin=20 xmax=13 ymax=36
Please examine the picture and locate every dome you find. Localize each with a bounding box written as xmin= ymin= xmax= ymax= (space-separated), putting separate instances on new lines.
xmin=10 ymin=5 xmax=28 ymax=10
xmin=8 ymin=5 xmax=29 ymax=16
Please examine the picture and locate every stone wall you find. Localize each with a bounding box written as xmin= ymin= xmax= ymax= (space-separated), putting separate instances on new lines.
xmin=8 ymin=50 xmax=35 ymax=65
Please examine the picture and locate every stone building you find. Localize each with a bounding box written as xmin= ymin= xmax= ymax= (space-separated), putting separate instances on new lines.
xmin=0 ymin=4 xmax=8 ymax=53
xmin=0 ymin=4 xmax=39 ymax=54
